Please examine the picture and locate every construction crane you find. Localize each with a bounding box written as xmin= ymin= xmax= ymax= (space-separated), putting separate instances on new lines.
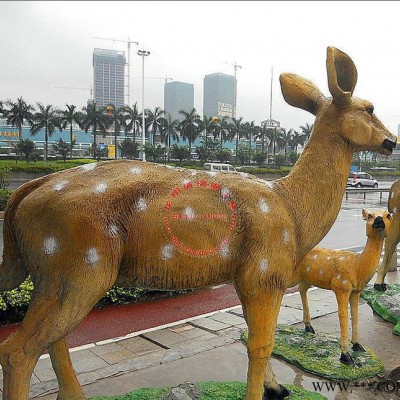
xmin=224 ymin=61 xmax=242 ymax=118
xmin=92 ymin=36 xmax=139 ymax=105
xmin=55 ymin=86 xmax=93 ymax=101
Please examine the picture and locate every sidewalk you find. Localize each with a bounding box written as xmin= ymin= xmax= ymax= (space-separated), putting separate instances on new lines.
xmin=9 ymin=271 xmax=397 ymax=400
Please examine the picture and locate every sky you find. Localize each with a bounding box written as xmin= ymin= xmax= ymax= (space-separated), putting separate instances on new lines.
xmin=1 ymin=1 xmax=400 ymax=135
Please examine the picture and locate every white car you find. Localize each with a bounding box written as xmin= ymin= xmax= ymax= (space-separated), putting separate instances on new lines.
xmin=203 ymin=163 xmax=238 ymax=173
xmin=347 ymin=172 xmax=379 ymax=188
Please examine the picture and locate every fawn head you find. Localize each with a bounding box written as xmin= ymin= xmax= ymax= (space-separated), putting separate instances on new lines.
xmin=280 ymin=47 xmax=396 ymax=155
xmin=362 ymin=209 xmax=392 ymax=239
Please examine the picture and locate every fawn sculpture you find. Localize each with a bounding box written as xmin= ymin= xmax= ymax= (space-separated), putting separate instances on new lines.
xmin=374 ymin=179 xmax=400 ymax=291
xmin=0 ymin=47 xmax=396 ymax=400
xmin=290 ymin=209 xmax=392 ymax=365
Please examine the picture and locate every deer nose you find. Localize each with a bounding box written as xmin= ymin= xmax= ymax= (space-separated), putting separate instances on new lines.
xmin=382 ymin=139 xmax=396 ymax=153
xmin=372 ymin=216 xmax=385 ymax=230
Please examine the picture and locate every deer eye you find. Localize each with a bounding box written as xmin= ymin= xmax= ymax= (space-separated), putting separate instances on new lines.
xmin=387 ymin=213 xmax=392 ymax=220
xmin=366 ymin=105 xmax=374 ymax=115
xmin=368 ymin=213 xmax=373 ymax=219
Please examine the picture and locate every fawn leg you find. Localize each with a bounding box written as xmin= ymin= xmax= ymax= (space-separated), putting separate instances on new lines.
xmin=349 ymin=292 xmax=365 ymax=352
xmin=335 ymin=291 xmax=353 ymax=365
xmin=299 ymin=281 xmax=315 ymax=333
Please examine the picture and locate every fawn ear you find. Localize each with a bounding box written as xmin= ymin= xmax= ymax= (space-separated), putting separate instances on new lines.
xmin=326 ymin=47 xmax=358 ymax=107
xmin=280 ymin=73 xmax=324 ymax=116
xmin=362 ymin=209 xmax=371 ymax=220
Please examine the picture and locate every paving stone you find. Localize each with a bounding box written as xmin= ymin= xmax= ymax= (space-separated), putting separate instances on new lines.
xmin=97 ymin=348 xmax=136 ymax=365
xmin=89 ymin=342 xmax=126 ymax=356
xmin=209 ymin=312 xmax=245 ymax=326
xmin=142 ymin=329 xmax=190 ymax=347
xmin=34 ymin=368 xmax=56 ymax=382
xmin=69 ymin=349 xmax=98 ymax=363
xmin=72 ymin=355 xmax=108 ymax=374
xmin=117 ymin=336 xmax=164 ymax=355
xmin=177 ymin=328 xmax=216 ymax=340
xmin=34 ymin=356 xmax=53 ymax=372
xmin=170 ymin=324 xmax=194 ymax=333
xmin=191 ymin=317 xmax=230 ymax=332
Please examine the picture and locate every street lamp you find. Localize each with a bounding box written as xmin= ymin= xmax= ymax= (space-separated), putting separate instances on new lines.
xmin=137 ymin=49 xmax=150 ymax=161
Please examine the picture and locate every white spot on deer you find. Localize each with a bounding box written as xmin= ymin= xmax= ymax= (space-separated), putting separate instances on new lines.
xmin=221 ymin=187 xmax=231 ymax=200
xmin=130 ymin=167 xmax=142 ymax=175
xmin=94 ymin=182 xmax=108 ymax=193
xmin=264 ymin=181 xmax=274 ymax=189
xmin=260 ymin=259 xmax=269 ymax=272
xmin=81 ymin=163 xmax=96 ymax=171
xmin=54 ymin=180 xmax=69 ymax=191
xmin=306 ymin=266 xmax=311 ymax=273
xmin=219 ymin=242 xmax=230 ymax=258
xmin=339 ymin=256 xmax=345 ymax=261
xmin=206 ymin=171 xmax=218 ymax=177
xmin=327 ymin=256 xmax=332 ymax=261
xmin=43 ymin=237 xmax=59 ymax=256
xmin=393 ymin=207 xmax=397 ymax=214
xmin=183 ymin=207 xmax=195 ymax=220
xmin=282 ymin=230 xmax=290 ymax=244
xmin=337 ymin=274 xmax=342 ymax=280
xmin=137 ymin=198 xmax=147 ymax=212
xmin=86 ymin=248 xmax=100 ymax=266
xmin=313 ymin=254 xmax=318 ymax=260
xmin=319 ymin=269 xmax=324 ymax=275
xmin=258 ymin=199 xmax=270 ymax=213
xmin=161 ymin=244 xmax=174 ymax=260
xmin=342 ymin=279 xmax=348 ymax=285
xmin=183 ymin=178 xmax=192 ymax=186
xmin=190 ymin=170 xmax=198 ymax=176
xmin=109 ymin=224 xmax=118 ymax=236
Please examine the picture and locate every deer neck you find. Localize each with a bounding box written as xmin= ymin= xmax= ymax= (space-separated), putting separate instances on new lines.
xmin=357 ymin=236 xmax=384 ymax=285
xmin=274 ymin=114 xmax=353 ymax=261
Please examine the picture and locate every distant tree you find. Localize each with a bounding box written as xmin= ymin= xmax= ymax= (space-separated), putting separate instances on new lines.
xmin=274 ymin=153 xmax=287 ymax=168
xmin=252 ymin=151 xmax=268 ymax=168
xmin=30 ymin=103 xmax=62 ymax=162
xmin=80 ymin=102 xmax=108 ymax=149
xmin=278 ymin=128 xmax=293 ymax=157
xmin=52 ymin=138 xmax=75 ymax=163
xmin=160 ymin=114 xmax=180 ymax=161
xmin=59 ymin=104 xmax=83 ymax=158
xmin=12 ymin=139 xmax=36 ymax=162
xmin=266 ymin=127 xmax=283 ymax=155
xmin=215 ymin=148 xmax=232 ymax=163
xmin=213 ymin=116 xmax=230 ymax=149
xmin=146 ymin=106 xmax=165 ymax=145
xmin=106 ymin=104 xmax=125 ymax=159
xmin=243 ymin=121 xmax=259 ymax=164
xmin=178 ymin=108 xmax=201 ymax=159
xmin=289 ymin=129 xmax=306 ymax=154
xmin=228 ymin=117 xmax=247 ymax=164
xmin=122 ymin=102 xmax=141 ymax=142
xmin=300 ymin=122 xmax=314 ymax=141
xmin=144 ymin=143 xmax=165 ymax=162
xmin=170 ymin=144 xmax=190 ymax=165
xmin=236 ymin=143 xmax=250 ymax=165
xmin=119 ymin=139 xmax=140 ymax=159
xmin=4 ymin=97 xmax=34 ymax=137
xmin=90 ymin=144 xmax=108 ymax=161
xmin=288 ymin=151 xmax=299 ymax=165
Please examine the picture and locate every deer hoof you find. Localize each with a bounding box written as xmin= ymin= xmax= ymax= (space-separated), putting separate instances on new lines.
xmin=352 ymin=343 xmax=366 ymax=352
xmin=374 ymin=283 xmax=388 ymax=292
xmin=340 ymin=352 xmax=354 ymax=366
xmin=263 ymin=384 xmax=290 ymax=399
xmin=305 ymin=324 xmax=316 ymax=334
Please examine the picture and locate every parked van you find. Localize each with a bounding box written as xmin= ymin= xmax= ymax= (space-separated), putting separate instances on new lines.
xmin=203 ymin=163 xmax=238 ymax=173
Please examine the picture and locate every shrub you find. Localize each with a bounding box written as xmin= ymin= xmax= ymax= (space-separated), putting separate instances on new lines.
xmin=0 ymin=189 xmax=13 ymax=210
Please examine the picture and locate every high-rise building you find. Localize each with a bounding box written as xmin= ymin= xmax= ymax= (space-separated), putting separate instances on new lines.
xmin=203 ymin=73 xmax=236 ymax=119
xmin=93 ymin=48 xmax=126 ymax=108
xmin=164 ymin=81 xmax=194 ymax=121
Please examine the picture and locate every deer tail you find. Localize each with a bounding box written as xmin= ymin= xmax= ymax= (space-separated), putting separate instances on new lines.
xmin=0 ymin=176 xmax=51 ymax=291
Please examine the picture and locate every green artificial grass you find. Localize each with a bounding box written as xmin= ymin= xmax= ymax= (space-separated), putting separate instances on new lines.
xmin=242 ymin=324 xmax=383 ymax=382
xmin=361 ymin=283 xmax=400 ymax=336
xmin=90 ymin=381 xmax=327 ymax=400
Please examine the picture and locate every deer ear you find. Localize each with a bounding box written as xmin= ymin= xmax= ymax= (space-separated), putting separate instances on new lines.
xmin=362 ymin=209 xmax=371 ymax=220
xmin=279 ymin=73 xmax=324 ymax=116
xmin=326 ymin=47 xmax=358 ymax=107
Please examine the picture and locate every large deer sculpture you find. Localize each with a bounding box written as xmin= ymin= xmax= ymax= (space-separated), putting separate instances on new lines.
xmin=0 ymin=47 xmax=396 ymax=400
xmin=374 ymin=179 xmax=400 ymax=291
xmin=290 ymin=209 xmax=392 ymax=365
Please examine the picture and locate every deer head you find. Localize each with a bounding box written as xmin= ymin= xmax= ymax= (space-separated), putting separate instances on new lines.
xmin=362 ymin=209 xmax=392 ymax=239
xmin=280 ymin=47 xmax=396 ymax=155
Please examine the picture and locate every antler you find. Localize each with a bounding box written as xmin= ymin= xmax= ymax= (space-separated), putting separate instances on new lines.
xmin=326 ymin=47 xmax=358 ymax=106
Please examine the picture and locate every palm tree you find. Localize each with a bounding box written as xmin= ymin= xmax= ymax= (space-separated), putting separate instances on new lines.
xmin=160 ymin=114 xmax=180 ymax=161
xmin=300 ymin=122 xmax=314 ymax=141
xmin=243 ymin=121 xmax=259 ymax=164
xmin=122 ymin=102 xmax=141 ymax=142
xmin=178 ymin=108 xmax=201 ymax=159
xmin=212 ymin=116 xmax=230 ymax=149
xmin=4 ymin=97 xmax=34 ymax=138
xmin=146 ymin=106 xmax=165 ymax=145
xmin=278 ymin=128 xmax=293 ymax=157
xmin=266 ymin=127 xmax=283 ymax=156
xmin=80 ymin=102 xmax=108 ymax=148
xmin=290 ymin=130 xmax=306 ymax=154
xmin=106 ymin=104 xmax=125 ymax=159
xmin=59 ymin=104 xmax=83 ymax=159
xmin=30 ymin=103 xmax=62 ymax=163
xmin=229 ymin=117 xmax=246 ymax=164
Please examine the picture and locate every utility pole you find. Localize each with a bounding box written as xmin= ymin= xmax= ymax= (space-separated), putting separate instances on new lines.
xmin=92 ymin=37 xmax=139 ymax=105
xmin=225 ymin=61 xmax=242 ymax=118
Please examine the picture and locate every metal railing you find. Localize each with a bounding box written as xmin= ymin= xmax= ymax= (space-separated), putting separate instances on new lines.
xmin=344 ymin=187 xmax=390 ymax=204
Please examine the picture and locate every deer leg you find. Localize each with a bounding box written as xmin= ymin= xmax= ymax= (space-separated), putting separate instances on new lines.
xmin=0 ymin=259 xmax=118 ymax=399
xmin=335 ymin=291 xmax=353 ymax=365
xmin=349 ymin=292 xmax=365 ymax=352
xmin=240 ymin=289 xmax=288 ymax=400
xmin=299 ymin=281 xmax=315 ymax=334
xmin=375 ymin=215 xmax=400 ymax=291
xmin=48 ymin=338 xmax=85 ymax=400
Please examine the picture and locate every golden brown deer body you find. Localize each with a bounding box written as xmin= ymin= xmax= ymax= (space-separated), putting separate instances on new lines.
xmin=374 ymin=179 xmax=400 ymax=291
xmin=290 ymin=209 xmax=392 ymax=365
xmin=0 ymin=47 xmax=396 ymax=400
